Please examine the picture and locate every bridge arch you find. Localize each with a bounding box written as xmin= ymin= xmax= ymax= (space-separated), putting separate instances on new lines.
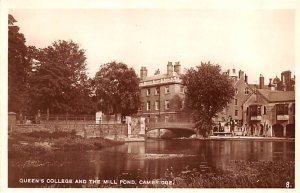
xmin=145 ymin=122 xmax=196 ymax=138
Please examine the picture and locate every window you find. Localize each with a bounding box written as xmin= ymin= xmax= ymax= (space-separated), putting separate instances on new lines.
xmin=276 ymin=104 xmax=289 ymax=115
xmin=165 ymin=100 xmax=170 ymax=110
xmin=257 ymin=106 xmax=261 ymax=116
xmin=164 ymin=115 xmax=169 ymax=123
xmin=234 ymin=99 xmax=238 ymax=105
xmin=180 ymin=85 xmax=184 ymax=93
xmin=155 ymin=87 xmax=160 ymax=95
xmin=146 ymin=101 xmax=151 ymax=110
xmin=181 ymin=101 xmax=184 ymax=109
xmin=155 ymin=101 xmax=160 ymax=110
xmin=245 ymin=87 xmax=249 ymax=95
xmin=263 ymin=106 xmax=267 ymax=115
xmin=235 ymin=110 xmax=238 ymax=116
xmin=235 ymin=88 xmax=238 ymax=94
xmin=155 ymin=115 xmax=159 ymax=123
xmin=165 ymin=86 xmax=170 ymax=94
xmin=146 ymin=88 xmax=151 ymax=96
xmin=250 ymin=105 xmax=261 ymax=116
xmin=292 ymin=103 xmax=295 ymax=115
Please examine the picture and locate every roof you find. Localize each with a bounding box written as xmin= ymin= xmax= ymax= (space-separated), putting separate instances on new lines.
xmin=257 ymin=89 xmax=295 ymax=102
xmin=141 ymin=72 xmax=180 ymax=82
xmin=248 ymin=84 xmax=268 ymax=90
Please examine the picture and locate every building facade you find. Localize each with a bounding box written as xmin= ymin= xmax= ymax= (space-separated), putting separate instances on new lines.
xmin=242 ymin=88 xmax=295 ymax=137
xmin=139 ymin=62 xmax=187 ymax=123
xmin=241 ymin=71 xmax=295 ymax=138
xmin=216 ymin=68 xmax=254 ymax=126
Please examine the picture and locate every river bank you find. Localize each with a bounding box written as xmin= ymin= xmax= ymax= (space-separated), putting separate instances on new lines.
xmin=168 ymin=160 xmax=295 ymax=188
xmin=8 ymin=130 xmax=124 ymax=159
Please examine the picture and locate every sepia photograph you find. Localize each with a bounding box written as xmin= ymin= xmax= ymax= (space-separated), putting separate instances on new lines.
xmin=1 ymin=0 xmax=298 ymax=191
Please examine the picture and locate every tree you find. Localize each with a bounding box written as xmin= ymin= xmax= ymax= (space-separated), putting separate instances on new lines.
xmin=169 ymin=94 xmax=183 ymax=111
xmin=94 ymin=61 xmax=140 ymax=117
xmin=29 ymin=40 xmax=94 ymax=114
xmin=8 ymin=14 xmax=31 ymax=112
xmin=182 ymin=62 xmax=234 ymax=137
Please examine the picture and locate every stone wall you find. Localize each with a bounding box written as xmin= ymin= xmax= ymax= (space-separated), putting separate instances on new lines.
xmin=14 ymin=123 xmax=128 ymax=138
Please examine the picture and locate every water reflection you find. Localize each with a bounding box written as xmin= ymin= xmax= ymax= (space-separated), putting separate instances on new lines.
xmin=9 ymin=139 xmax=295 ymax=187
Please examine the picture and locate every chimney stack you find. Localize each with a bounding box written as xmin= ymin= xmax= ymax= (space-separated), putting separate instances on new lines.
xmin=239 ymin=70 xmax=244 ymax=80
xmin=245 ymin=74 xmax=248 ymax=83
xmin=140 ymin=67 xmax=147 ymax=80
xmin=281 ymin=71 xmax=292 ymax=91
xmin=167 ymin=61 xmax=173 ymax=76
xmin=259 ymin=74 xmax=264 ymax=89
xmin=174 ymin=61 xmax=181 ymax=75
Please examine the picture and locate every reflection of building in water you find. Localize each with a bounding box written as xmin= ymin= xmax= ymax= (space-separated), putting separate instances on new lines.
xmin=208 ymin=141 xmax=280 ymax=170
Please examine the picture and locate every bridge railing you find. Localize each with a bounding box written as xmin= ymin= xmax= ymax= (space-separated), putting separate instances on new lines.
xmin=146 ymin=122 xmax=195 ymax=130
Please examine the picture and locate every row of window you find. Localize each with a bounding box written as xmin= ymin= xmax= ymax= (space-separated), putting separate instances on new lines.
xmin=234 ymin=87 xmax=250 ymax=95
xmin=146 ymin=85 xmax=184 ymax=96
xmin=145 ymin=115 xmax=170 ymax=123
xmin=146 ymin=100 xmax=170 ymax=111
xmin=247 ymin=103 xmax=295 ymax=117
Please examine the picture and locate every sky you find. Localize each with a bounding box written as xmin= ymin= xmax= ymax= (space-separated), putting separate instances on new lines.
xmin=9 ymin=8 xmax=295 ymax=84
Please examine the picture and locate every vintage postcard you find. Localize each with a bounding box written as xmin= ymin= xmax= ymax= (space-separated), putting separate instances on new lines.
xmin=1 ymin=0 xmax=298 ymax=192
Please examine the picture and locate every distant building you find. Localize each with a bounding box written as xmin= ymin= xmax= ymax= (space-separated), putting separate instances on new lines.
xmin=139 ymin=61 xmax=187 ymax=123
xmin=268 ymin=70 xmax=295 ymax=91
xmin=216 ymin=67 xmax=254 ymax=126
xmin=241 ymin=71 xmax=295 ymax=138
xmin=242 ymin=88 xmax=295 ymax=137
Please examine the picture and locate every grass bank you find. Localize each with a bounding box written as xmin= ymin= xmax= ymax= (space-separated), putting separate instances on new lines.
xmin=8 ymin=130 xmax=124 ymax=158
xmin=163 ymin=160 xmax=294 ymax=188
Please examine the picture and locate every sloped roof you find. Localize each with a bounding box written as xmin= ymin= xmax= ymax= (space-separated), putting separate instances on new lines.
xmin=257 ymin=89 xmax=295 ymax=102
xmin=248 ymin=84 xmax=268 ymax=90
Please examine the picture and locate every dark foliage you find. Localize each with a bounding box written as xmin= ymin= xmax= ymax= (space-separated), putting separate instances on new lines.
xmin=182 ymin=62 xmax=234 ymax=136
xmin=94 ymin=61 xmax=140 ymax=116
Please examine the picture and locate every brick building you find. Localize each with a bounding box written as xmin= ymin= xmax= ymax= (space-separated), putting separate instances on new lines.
xmin=216 ymin=68 xmax=254 ymax=126
xmin=139 ymin=61 xmax=187 ymax=123
xmin=242 ymin=88 xmax=295 ymax=137
xmin=241 ymin=71 xmax=295 ymax=137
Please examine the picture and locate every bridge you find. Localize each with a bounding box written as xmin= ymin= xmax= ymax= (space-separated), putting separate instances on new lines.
xmin=145 ymin=122 xmax=197 ymax=138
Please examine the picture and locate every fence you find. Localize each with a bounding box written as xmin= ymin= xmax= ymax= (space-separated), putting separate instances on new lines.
xmin=16 ymin=114 xmax=96 ymax=124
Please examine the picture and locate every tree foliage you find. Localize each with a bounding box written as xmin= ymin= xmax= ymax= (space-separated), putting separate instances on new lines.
xmin=8 ymin=14 xmax=31 ymax=112
xmin=94 ymin=61 xmax=140 ymax=116
xmin=29 ymin=40 xmax=95 ymax=114
xmin=182 ymin=62 xmax=234 ymax=137
xmin=169 ymin=94 xmax=183 ymax=111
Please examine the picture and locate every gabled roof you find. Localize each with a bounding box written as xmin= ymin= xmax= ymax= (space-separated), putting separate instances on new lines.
xmin=257 ymin=89 xmax=295 ymax=103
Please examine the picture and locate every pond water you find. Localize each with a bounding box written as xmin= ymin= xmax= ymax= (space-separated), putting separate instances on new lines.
xmin=9 ymin=139 xmax=295 ymax=187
